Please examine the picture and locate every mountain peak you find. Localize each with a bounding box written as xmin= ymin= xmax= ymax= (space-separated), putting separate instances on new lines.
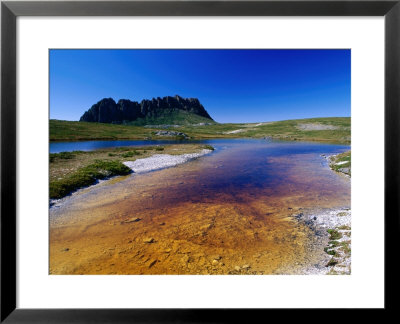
xmin=79 ymin=95 xmax=214 ymax=125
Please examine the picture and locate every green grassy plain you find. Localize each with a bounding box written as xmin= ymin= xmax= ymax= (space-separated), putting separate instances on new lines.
xmin=50 ymin=117 xmax=350 ymax=144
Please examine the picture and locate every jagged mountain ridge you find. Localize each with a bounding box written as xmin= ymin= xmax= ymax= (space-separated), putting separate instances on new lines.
xmin=79 ymin=95 xmax=214 ymax=124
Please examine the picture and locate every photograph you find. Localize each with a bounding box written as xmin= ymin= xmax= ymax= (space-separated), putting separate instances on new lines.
xmin=49 ymin=49 xmax=351 ymax=275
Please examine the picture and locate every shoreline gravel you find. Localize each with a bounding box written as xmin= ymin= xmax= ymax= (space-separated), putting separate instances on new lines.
xmin=291 ymin=207 xmax=351 ymax=275
xmin=289 ymin=154 xmax=351 ymax=275
xmin=50 ymin=149 xmax=212 ymax=208
xmin=122 ymin=149 xmax=212 ymax=173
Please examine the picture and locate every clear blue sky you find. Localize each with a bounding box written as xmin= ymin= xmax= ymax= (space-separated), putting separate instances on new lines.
xmin=50 ymin=49 xmax=350 ymax=123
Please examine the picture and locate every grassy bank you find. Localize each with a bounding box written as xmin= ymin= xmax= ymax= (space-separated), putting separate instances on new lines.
xmin=50 ymin=144 xmax=212 ymax=199
xmin=50 ymin=117 xmax=350 ymax=144
xmin=329 ymin=151 xmax=351 ymax=176
xmin=50 ymin=160 xmax=132 ymax=199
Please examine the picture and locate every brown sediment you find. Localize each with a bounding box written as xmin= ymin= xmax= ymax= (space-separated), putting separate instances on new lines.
xmin=50 ymin=145 xmax=350 ymax=275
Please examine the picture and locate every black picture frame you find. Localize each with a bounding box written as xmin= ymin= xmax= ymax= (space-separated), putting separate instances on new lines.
xmin=1 ymin=0 xmax=399 ymax=322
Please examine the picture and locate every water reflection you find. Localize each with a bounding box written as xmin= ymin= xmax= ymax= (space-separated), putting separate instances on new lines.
xmin=50 ymin=140 xmax=350 ymax=274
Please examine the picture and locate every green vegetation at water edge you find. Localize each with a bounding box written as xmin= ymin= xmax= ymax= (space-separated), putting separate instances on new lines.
xmin=49 ymin=144 xmax=213 ymax=200
xmin=49 ymin=160 xmax=132 ymax=199
xmin=324 ymin=247 xmax=337 ymax=256
xmin=203 ymin=145 xmax=215 ymax=151
xmin=327 ymin=229 xmax=343 ymax=240
xmin=329 ymin=151 xmax=351 ymax=176
xmin=50 ymin=117 xmax=350 ymax=144
xmin=121 ymin=150 xmax=141 ymax=158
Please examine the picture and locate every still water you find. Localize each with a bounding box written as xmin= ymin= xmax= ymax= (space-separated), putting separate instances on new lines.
xmin=50 ymin=139 xmax=350 ymax=274
xmin=50 ymin=139 xmax=350 ymax=214
xmin=50 ymin=138 xmax=348 ymax=154
xmin=50 ymin=139 xmax=205 ymax=153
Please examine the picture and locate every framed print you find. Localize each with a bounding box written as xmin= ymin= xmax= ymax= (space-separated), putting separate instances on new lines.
xmin=1 ymin=0 xmax=399 ymax=322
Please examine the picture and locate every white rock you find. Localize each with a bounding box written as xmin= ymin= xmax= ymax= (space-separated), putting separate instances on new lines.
xmin=123 ymin=150 xmax=212 ymax=174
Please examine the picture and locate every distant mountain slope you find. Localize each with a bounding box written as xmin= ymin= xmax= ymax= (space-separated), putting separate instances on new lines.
xmin=79 ymin=95 xmax=214 ymax=125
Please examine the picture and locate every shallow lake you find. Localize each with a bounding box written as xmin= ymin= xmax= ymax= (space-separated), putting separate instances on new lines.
xmin=50 ymin=139 xmax=351 ymax=274
xmin=50 ymin=139 xmax=207 ymax=153
xmin=50 ymin=138 xmax=347 ymax=154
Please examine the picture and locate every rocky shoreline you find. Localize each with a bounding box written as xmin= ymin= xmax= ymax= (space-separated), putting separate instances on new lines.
xmin=289 ymin=207 xmax=351 ymax=275
xmin=123 ymin=149 xmax=212 ymax=173
xmin=285 ymin=153 xmax=351 ymax=275
xmin=322 ymin=151 xmax=351 ymax=178
xmin=49 ymin=145 xmax=350 ymax=275
xmin=279 ymin=152 xmax=352 ymax=275
xmin=50 ymin=149 xmax=213 ymax=208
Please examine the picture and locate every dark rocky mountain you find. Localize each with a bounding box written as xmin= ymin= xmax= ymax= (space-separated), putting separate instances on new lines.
xmin=79 ymin=95 xmax=213 ymax=124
